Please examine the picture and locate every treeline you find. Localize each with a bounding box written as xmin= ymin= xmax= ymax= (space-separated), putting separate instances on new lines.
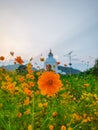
xmin=83 ymin=58 xmax=98 ymax=77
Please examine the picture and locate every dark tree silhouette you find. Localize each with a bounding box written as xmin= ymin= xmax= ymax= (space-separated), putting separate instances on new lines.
xmin=93 ymin=58 xmax=98 ymax=76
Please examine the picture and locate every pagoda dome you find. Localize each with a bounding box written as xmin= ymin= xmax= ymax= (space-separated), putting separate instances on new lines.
xmin=45 ymin=50 xmax=56 ymax=63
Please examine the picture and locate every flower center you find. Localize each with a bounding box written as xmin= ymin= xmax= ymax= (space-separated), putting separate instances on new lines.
xmin=48 ymin=79 xmax=53 ymax=85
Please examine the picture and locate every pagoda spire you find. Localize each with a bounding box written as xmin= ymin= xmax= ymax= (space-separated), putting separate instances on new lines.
xmin=48 ymin=49 xmax=53 ymax=57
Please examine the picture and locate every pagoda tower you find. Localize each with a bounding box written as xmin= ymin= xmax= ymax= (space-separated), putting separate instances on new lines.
xmin=44 ymin=50 xmax=58 ymax=72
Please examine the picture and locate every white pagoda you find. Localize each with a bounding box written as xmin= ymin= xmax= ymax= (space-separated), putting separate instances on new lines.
xmin=44 ymin=50 xmax=58 ymax=72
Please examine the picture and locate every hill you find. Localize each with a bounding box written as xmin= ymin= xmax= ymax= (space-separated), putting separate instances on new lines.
xmin=1 ymin=64 xmax=37 ymax=71
xmin=58 ymin=65 xmax=81 ymax=74
xmin=1 ymin=64 xmax=81 ymax=74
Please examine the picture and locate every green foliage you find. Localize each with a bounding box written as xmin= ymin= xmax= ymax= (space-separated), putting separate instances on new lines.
xmin=92 ymin=58 xmax=98 ymax=77
xmin=0 ymin=68 xmax=98 ymax=130
xmin=81 ymin=58 xmax=98 ymax=77
xmin=16 ymin=65 xmax=28 ymax=75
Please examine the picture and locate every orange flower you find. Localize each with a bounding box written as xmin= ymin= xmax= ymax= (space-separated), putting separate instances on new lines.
xmin=68 ymin=127 xmax=73 ymax=130
xmin=38 ymin=103 xmax=43 ymax=108
xmin=24 ymin=109 xmax=31 ymax=115
xmin=17 ymin=112 xmax=22 ymax=118
xmin=56 ymin=61 xmax=60 ymax=65
xmin=40 ymin=54 xmax=44 ymax=62
xmin=52 ymin=112 xmax=58 ymax=118
xmin=43 ymin=102 xmax=48 ymax=107
xmin=82 ymin=119 xmax=88 ymax=123
xmin=64 ymin=64 xmax=67 ymax=67
xmin=24 ymin=97 xmax=30 ymax=105
xmin=27 ymin=63 xmax=33 ymax=69
xmin=15 ymin=56 xmax=24 ymax=64
xmin=0 ymin=56 xmax=5 ymax=61
xmin=10 ymin=51 xmax=14 ymax=56
xmin=46 ymin=64 xmax=52 ymax=71
xmin=30 ymin=57 xmax=33 ymax=61
xmin=14 ymin=61 xmax=16 ymax=64
xmin=7 ymin=84 xmax=15 ymax=91
xmin=24 ymin=88 xmax=32 ymax=97
xmin=29 ymin=82 xmax=34 ymax=87
xmin=38 ymin=71 xmax=62 ymax=96
xmin=26 ymin=73 xmax=34 ymax=79
xmin=84 ymin=83 xmax=90 ymax=87
xmin=19 ymin=76 xmax=25 ymax=82
xmin=61 ymin=125 xmax=66 ymax=130
xmin=49 ymin=125 xmax=54 ymax=130
xmin=28 ymin=124 xmax=33 ymax=130
xmin=40 ymin=57 xmax=44 ymax=62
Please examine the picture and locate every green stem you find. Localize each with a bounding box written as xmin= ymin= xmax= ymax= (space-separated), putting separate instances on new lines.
xmin=8 ymin=118 xmax=11 ymax=130
xmin=32 ymin=94 xmax=35 ymax=130
xmin=73 ymin=121 xmax=83 ymax=130
xmin=41 ymin=117 xmax=51 ymax=128
xmin=41 ymin=97 xmax=54 ymax=129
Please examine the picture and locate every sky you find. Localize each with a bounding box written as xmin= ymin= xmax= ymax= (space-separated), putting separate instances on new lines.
xmin=0 ymin=0 xmax=98 ymax=71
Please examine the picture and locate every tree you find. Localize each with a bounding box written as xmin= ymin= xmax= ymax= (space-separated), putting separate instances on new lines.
xmin=16 ymin=65 xmax=28 ymax=75
xmin=93 ymin=58 xmax=98 ymax=77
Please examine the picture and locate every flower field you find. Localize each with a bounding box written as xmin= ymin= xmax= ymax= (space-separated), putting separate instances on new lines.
xmin=0 ymin=64 xmax=98 ymax=130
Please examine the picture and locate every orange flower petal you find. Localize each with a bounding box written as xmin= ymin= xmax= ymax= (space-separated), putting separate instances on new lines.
xmin=38 ymin=71 xmax=62 ymax=96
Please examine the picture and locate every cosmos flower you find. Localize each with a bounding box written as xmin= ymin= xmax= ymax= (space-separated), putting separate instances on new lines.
xmin=15 ymin=56 xmax=24 ymax=64
xmin=19 ymin=76 xmax=25 ymax=82
xmin=17 ymin=112 xmax=22 ymax=118
xmin=23 ymin=97 xmax=30 ymax=105
xmin=49 ymin=125 xmax=54 ymax=130
xmin=24 ymin=109 xmax=31 ymax=115
xmin=28 ymin=124 xmax=33 ymax=130
xmin=56 ymin=61 xmax=60 ymax=65
xmin=14 ymin=61 xmax=16 ymax=64
xmin=10 ymin=51 xmax=14 ymax=56
xmin=24 ymin=88 xmax=32 ymax=97
xmin=61 ymin=125 xmax=66 ymax=130
xmin=64 ymin=64 xmax=67 ymax=67
xmin=38 ymin=71 xmax=62 ymax=96
xmin=52 ymin=111 xmax=58 ymax=118
xmin=68 ymin=127 xmax=72 ymax=130
xmin=0 ymin=56 xmax=5 ymax=61
xmin=40 ymin=54 xmax=44 ymax=62
xmin=29 ymin=82 xmax=34 ymax=87
xmin=46 ymin=64 xmax=52 ymax=71
xmin=40 ymin=57 xmax=44 ymax=62
xmin=84 ymin=83 xmax=90 ymax=87
xmin=30 ymin=57 xmax=33 ymax=61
